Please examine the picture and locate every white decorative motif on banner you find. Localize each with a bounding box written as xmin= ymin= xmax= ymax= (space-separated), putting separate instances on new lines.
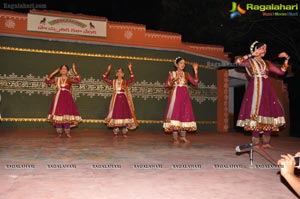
xmin=5 ymin=19 xmax=15 ymax=29
xmin=0 ymin=73 xmax=217 ymax=104
xmin=124 ymin=30 xmax=133 ymax=40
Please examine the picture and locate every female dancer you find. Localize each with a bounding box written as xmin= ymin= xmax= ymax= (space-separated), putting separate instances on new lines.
xmin=102 ymin=63 xmax=138 ymax=138
xmin=235 ymin=41 xmax=289 ymax=149
xmin=45 ymin=63 xmax=82 ymax=138
xmin=163 ymin=57 xmax=198 ymax=144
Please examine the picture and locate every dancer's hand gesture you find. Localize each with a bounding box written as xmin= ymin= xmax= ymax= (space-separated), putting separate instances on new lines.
xmin=48 ymin=68 xmax=60 ymax=79
xmin=107 ymin=64 xmax=112 ymax=72
xmin=278 ymin=52 xmax=289 ymax=59
xmin=72 ymin=63 xmax=79 ymax=76
xmin=128 ymin=62 xmax=133 ymax=71
xmin=192 ymin=63 xmax=199 ymax=73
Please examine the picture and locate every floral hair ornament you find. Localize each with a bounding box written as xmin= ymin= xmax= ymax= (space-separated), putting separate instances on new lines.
xmin=174 ymin=57 xmax=183 ymax=66
xmin=250 ymin=41 xmax=259 ymax=54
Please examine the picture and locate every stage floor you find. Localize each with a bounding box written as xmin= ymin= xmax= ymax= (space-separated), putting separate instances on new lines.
xmin=0 ymin=130 xmax=299 ymax=199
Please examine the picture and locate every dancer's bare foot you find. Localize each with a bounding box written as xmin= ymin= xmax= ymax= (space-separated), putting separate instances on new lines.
xmin=122 ymin=128 xmax=128 ymax=138
xmin=66 ymin=133 xmax=72 ymax=138
xmin=55 ymin=128 xmax=63 ymax=138
xmin=113 ymin=128 xmax=119 ymax=139
xmin=253 ymin=145 xmax=262 ymax=150
xmin=173 ymin=139 xmax=180 ymax=145
xmin=180 ymin=137 xmax=190 ymax=144
xmin=262 ymin=144 xmax=272 ymax=149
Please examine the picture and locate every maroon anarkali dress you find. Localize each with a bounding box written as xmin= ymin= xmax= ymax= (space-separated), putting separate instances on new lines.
xmin=45 ymin=76 xmax=82 ymax=126
xmin=163 ymin=71 xmax=198 ymax=133
xmin=102 ymin=76 xmax=138 ymax=129
xmin=236 ymin=57 xmax=286 ymax=131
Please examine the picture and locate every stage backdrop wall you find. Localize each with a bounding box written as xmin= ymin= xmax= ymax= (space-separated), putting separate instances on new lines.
xmin=0 ymin=35 xmax=219 ymax=131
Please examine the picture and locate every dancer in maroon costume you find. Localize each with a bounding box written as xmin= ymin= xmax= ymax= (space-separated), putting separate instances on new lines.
xmin=101 ymin=63 xmax=138 ymax=138
xmin=45 ymin=63 xmax=82 ymax=138
xmin=235 ymin=41 xmax=290 ymax=149
xmin=163 ymin=57 xmax=199 ymax=144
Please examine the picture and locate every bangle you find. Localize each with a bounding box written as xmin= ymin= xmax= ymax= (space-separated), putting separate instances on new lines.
xmin=103 ymin=71 xmax=109 ymax=76
xmin=247 ymin=54 xmax=254 ymax=59
xmin=285 ymin=56 xmax=290 ymax=60
xmin=281 ymin=63 xmax=288 ymax=72
xmin=235 ymin=57 xmax=244 ymax=64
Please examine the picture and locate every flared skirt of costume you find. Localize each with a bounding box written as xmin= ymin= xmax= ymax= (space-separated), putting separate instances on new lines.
xmin=163 ymin=86 xmax=197 ymax=132
xmin=236 ymin=77 xmax=285 ymax=131
xmin=105 ymin=93 xmax=137 ymax=129
xmin=48 ymin=90 xmax=82 ymax=126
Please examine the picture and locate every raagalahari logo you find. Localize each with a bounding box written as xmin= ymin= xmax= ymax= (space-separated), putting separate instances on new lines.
xmin=230 ymin=2 xmax=246 ymax=19
xmin=230 ymin=1 xmax=299 ymax=19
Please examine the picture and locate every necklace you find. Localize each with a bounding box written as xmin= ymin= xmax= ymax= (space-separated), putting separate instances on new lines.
xmin=176 ymin=71 xmax=185 ymax=84
xmin=254 ymin=57 xmax=266 ymax=72
xmin=177 ymin=71 xmax=184 ymax=77
xmin=61 ymin=76 xmax=67 ymax=87
xmin=116 ymin=79 xmax=122 ymax=90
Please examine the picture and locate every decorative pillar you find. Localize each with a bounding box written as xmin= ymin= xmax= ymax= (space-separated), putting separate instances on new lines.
xmin=217 ymin=69 xmax=229 ymax=133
